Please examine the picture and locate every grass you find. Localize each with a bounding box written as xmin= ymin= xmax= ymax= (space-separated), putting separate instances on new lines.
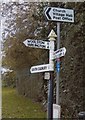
xmin=2 ymin=87 xmax=46 ymax=118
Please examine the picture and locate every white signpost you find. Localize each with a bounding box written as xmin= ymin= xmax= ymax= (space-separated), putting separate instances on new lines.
xmin=54 ymin=47 xmax=66 ymax=59
xmin=45 ymin=7 xmax=74 ymax=23
xmin=30 ymin=64 xmax=54 ymax=73
xmin=23 ymin=39 xmax=50 ymax=50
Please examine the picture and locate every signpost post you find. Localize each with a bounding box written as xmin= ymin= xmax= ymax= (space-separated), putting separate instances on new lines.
xmin=23 ymin=29 xmax=57 ymax=120
xmin=48 ymin=30 xmax=57 ymax=119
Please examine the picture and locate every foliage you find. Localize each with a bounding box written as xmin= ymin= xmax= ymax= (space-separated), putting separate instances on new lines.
xmin=2 ymin=2 xmax=49 ymax=70
xmin=2 ymin=71 xmax=16 ymax=87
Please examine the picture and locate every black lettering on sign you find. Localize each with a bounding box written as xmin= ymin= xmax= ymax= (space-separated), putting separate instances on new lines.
xmin=47 ymin=45 xmax=49 ymax=49
xmin=37 ymin=40 xmax=40 ymax=44
xmin=47 ymin=42 xmax=49 ymax=49
xmin=55 ymin=50 xmax=60 ymax=54
xmin=44 ymin=66 xmax=47 ymax=70
xmin=41 ymin=41 xmax=45 ymax=44
xmin=66 ymin=14 xmax=73 ymax=17
xmin=53 ymin=8 xmax=66 ymax=13
xmin=28 ymin=40 xmax=32 ymax=45
xmin=31 ymin=40 xmax=36 ymax=45
xmin=62 ymin=17 xmax=72 ymax=21
xmin=28 ymin=40 xmax=31 ymax=43
xmin=35 ymin=44 xmax=39 ymax=47
xmin=53 ymin=12 xmax=65 ymax=17
xmin=59 ymin=53 xmax=62 ymax=56
xmin=53 ymin=16 xmax=61 ymax=20
xmin=37 ymin=66 xmax=47 ymax=71
xmin=38 ymin=67 xmax=43 ymax=70
xmin=60 ymin=49 xmax=63 ymax=52
xmin=32 ymin=67 xmax=37 ymax=71
xmin=47 ymin=42 xmax=49 ymax=45
xmin=40 ymin=44 xmax=46 ymax=48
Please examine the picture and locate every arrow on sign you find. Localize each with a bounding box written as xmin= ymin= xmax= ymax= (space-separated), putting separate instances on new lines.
xmin=54 ymin=47 xmax=66 ymax=59
xmin=45 ymin=7 xmax=51 ymax=20
xmin=23 ymin=39 xmax=50 ymax=50
xmin=30 ymin=64 xmax=54 ymax=73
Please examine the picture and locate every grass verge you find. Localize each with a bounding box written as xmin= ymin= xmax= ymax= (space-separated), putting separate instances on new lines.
xmin=2 ymin=87 xmax=46 ymax=118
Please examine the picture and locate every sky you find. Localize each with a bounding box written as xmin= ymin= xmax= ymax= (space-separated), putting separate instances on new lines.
xmin=0 ymin=0 xmax=25 ymax=3
xmin=0 ymin=0 xmax=43 ymax=3
xmin=0 ymin=0 xmax=84 ymax=4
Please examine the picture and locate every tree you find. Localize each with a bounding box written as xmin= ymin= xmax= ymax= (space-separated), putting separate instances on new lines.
xmin=2 ymin=2 xmax=50 ymax=70
xmin=2 ymin=1 xmax=50 ymax=102
xmin=2 ymin=71 xmax=16 ymax=87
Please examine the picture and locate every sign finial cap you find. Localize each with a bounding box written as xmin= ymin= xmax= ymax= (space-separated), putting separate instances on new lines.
xmin=48 ymin=29 xmax=57 ymax=40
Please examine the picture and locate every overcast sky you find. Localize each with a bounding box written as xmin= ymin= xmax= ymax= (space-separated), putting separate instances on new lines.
xmin=0 ymin=0 xmax=41 ymax=3
xmin=0 ymin=0 xmax=25 ymax=3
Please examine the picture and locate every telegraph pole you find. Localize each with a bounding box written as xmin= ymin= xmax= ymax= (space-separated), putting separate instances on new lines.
xmin=47 ymin=30 xmax=57 ymax=119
